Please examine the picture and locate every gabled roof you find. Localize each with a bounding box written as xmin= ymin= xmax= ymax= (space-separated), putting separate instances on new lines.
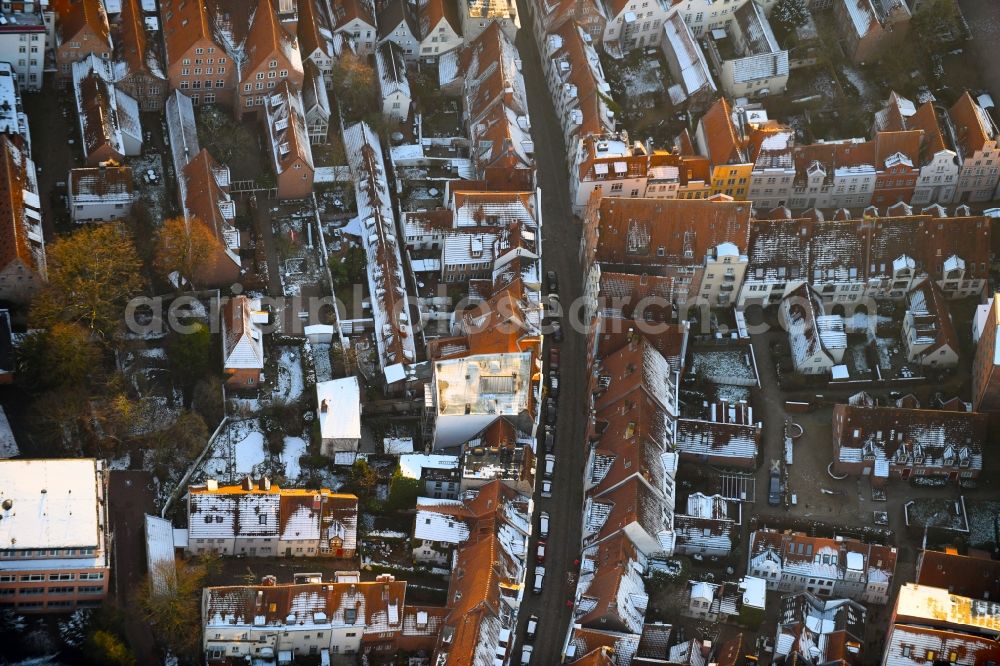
xmin=329 ymin=0 xmax=375 ymax=30
xmin=419 ymin=0 xmax=462 ymax=37
xmin=593 ymin=337 xmax=677 ymax=415
xmin=378 ymin=0 xmax=419 ymax=40
xmin=242 ymin=0 xmax=302 ymax=77
xmin=265 ymin=83 xmax=313 ymax=173
xmin=221 ymin=295 xmax=265 ymax=370
xmin=775 ymin=592 xmax=866 ymax=665
xmin=905 ymin=280 xmax=958 ymax=357
xmin=297 ymin=0 xmax=336 ymax=58
xmin=0 ymin=137 xmax=42 ymax=277
xmin=876 ymin=130 xmax=922 ymax=168
xmin=916 ymin=550 xmax=1000 ymax=601
xmin=575 ymin=532 xmax=648 ymax=634
xmin=590 ymin=197 xmax=751 ymax=268
xmin=950 ymin=91 xmax=998 ymax=158
xmin=699 ymin=98 xmax=746 ymax=166
xmin=885 ymin=623 xmax=1000 ymax=665
xmin=55 ymin=0 xmax=111 ymax=48
xmin=118 ymin=0 xmax=164 ymax=79
xmin=183 ymin=148 xmax=236 ymax=248
xmin=160 ymin=0 xmax=216 ymax=65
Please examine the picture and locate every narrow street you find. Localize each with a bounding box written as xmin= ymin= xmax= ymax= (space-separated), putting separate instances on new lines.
xmin=108 ymin=471 xmax=158 ymax=666
xmin=958 ymin=0 xmax=1000 ymax=101
xmin=511 ymin=8 xmax=589 ymax=662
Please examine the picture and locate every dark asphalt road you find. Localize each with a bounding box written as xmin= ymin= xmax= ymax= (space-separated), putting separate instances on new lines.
xmin=108 ymin=470 xmax=158 ymax=666
xmin=512 ymin=10 xmax=589 ymax=664
xmin=958 ymin=0 xmax=1000 ymax=102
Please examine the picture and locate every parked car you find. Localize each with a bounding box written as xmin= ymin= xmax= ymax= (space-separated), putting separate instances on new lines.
xmin=526 ymin=615 xmax=538 ymax=641
xmin=551 ymin=320 xmax=563 ymax=342
xmin=544 ymin=454 xmax=555 ymax=479
xmin=768 ymin=461 xmax=782 ymax=506
xmin=546 ymin=399 xmax=557 ymax=424
xmin=544 ymin=429 xmax=555 ymax=453
xmin=539 ymin=511 xmax=550 ymax=537
xmin=549 ymin=347 xmax=560 ymax=370
xmin=541 ymin=479 xmax=552 ymax=498
xmin=521 ymin=645 xmax=533 ymax=665
xmin=533 ymin=566 xmax=545 ymax=594
xmin=546 ymin=270 xmax=558 ymax=294
xmin=549 ymin=373 xmax=559 ymax=399
xmin=536 ymin=540 xmax=546 ymax=564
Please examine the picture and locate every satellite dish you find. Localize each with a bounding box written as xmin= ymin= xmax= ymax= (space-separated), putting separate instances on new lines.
xmin=390 ymin=132 xmax=404 ymax=142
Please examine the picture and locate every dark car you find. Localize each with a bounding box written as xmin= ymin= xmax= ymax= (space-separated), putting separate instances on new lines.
xmin=551 ymin=320 xmax=563 ymax=343
xmin=549 ymin=347 xmax=560 ymax=370
xmin=768 ymin=463 xmax=783 ymax=506
xmin=546 ymin=271 xmax=558 ymax=294
xmin=544 ymin=429 xmax=555 ymax=453
xmin=546 ymin=399 xmax=557 ymax=424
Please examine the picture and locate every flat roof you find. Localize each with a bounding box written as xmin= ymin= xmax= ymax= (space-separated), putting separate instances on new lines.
xmin=316 ymin=377 xmax=361 ymax=440
xmin=0 ymin=459 xmax=102 ymax=549
xmin=434 ymin=352 xmax=533 ymax=417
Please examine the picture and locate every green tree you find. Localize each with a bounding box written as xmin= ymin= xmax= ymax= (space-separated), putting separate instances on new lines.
xmin=192 ymin=375 xmax=225 ymax=425
xmin=29 ymin=223 xmax=145 ymax=342
xmin=84 ymin=630 xmax=135 ymax=666
xmin=911 ymin=0 xmax=963 ymax=52
xmin=165 ymin=322 xmax=211 ymax=398
xmin=348 ymin=458 xmax=379 ymax=501
xmin=385 ymin=469 xmax=422 ymax=511
xmin=197 ymin=106 xmax=256 ymax=163
xmin=16 ymin=322 xmax=101 ymax=391
xmin=771 ymin=0 xmax=809 ymax=43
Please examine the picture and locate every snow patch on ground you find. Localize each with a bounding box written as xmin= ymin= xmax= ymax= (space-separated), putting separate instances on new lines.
xmin=282 ymin=436 xmax=307 ymax=480
xmin=201 ymin=419 xmax=269 ymax=481
xmin=273 ymin=346 xmax=305 ymax=402
xmin=619 ymin=59 xmax=665 ymax=97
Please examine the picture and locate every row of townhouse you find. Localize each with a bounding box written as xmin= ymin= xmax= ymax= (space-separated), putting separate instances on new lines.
xmin=439 ymin=23 xmax=535 ymax=180
xmin=831 ymin=403 xmax=987 ymax=484
xmin=186 ymin=477 xmax=359 ymax=558
xmin=377 ymin=0 xmax=462 ymax=64
xmin=881 ymin=550 xmax=1000 ymax=666
xmin=202 ymin=573 xmax=450 ymax=664
xmin=746 ymin=528 xmax=897 ymax=605
xmin=737 ymin=205 xmax=990 ymax=310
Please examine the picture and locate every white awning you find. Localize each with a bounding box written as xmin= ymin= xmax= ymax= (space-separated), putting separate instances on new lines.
xmin=614 ymin=161 xmax=627 ymax=174
xmin=594 ymin=163 xmax=609 ymax=175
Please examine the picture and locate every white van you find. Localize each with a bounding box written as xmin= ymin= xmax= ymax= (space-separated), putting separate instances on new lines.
xmin=525 ymin=615 xmax=538 ymax=641
xmin=544 ymin=454 xmax=555 ymax=479
xmin=539 ymin=512 xmax=550 ymax=537
xmin=533 ymin=566 xmax=545 ymax=594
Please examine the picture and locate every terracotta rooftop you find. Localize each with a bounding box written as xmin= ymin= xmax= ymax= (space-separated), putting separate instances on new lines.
xmin=700 ymin=97 xmax=746 ymax=166
xmin=950 ymin=91 xmax=997 ymax=158
xmin=55 ymin=0 xmax=111 ymax=48
xmin=916 ymin=550 xmax=1000 ymax=601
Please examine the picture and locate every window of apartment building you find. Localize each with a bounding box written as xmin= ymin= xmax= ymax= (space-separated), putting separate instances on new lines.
xmin=48 ymin=574 xmax=74 ymax=581
xmin=192 ymin=80 xmax=201 ymax=89
xmin=206 ymin=67 xmax=213 ymax=75
xmin=183 ymin=58 xmax=191 ymax=65
xmin=217 ymin=79 xmax=224 ymax=87
xmin=77 ymin=586 xmax=104 ymax=594
xmin=18 ymin=588 xmax=43 ymax=595
xmin=193 ymin=68 xmax=201 ymax=75
xmin=181 ymin=68 xmax=189 ymax=76
xmin=180 ymin=81 xmax=189 ymax=89
xmin=204 ymin=79 xmax=213 ymax=88
xmin=47 ymin=586 xmax=75 ymax=594
xmin=219 ymin=57 xmax=226 ymax=64
xmin=256 ymin=82 xmax=264 ymax=90
xmin=79 ymin=573 xmax=103 ymax=581
xmin=269 ymin=59 xmax=278 ymax=68
xmin=19 ymin=575 xmax=43 ymax=582
xmin=204 ymin=93 xmax=216 ymax=103
xmin=195 ymin=48 xmax=204 ymax=55
xmin=610 ymin=183 xmax=622 ymax=192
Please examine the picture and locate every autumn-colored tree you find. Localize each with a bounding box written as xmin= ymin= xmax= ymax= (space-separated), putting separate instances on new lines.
xmin=330 ymin=53 xmax=377 ymax=121
xmin=84 ymin=630 xmax=135 ymax=666
xmin=29 ymin=223 xmax=145 ymax=342
xmin=133 ymin=558 xmax=207 ymax=662
xmin=154 ymin=217 xmax=219 ymax=291
xmin=17 ymin=322 xmax=101 ymax=391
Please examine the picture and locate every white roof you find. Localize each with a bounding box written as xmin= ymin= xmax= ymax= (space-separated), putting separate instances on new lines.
xmin=0 ymin=459 xmax=103 ymax=549
xmin=434 ymin=352 xmax=534 ymax=417
xmin=144 ymin=514 xmax=177 ymax=596
xmin=662 ymin=13 xmax=715 ymax=97
xmin=740 ymin=576 xmax=766 ymax=609
xmin=414 ymin=510 xmax=469 ymax=544
xmin=399 ymin=454 xmax=460 ymax=479
xmin=316 ymin=378 xmax=361 ymax=441
xmin=831 ymin=364 xmax=849 ymax=380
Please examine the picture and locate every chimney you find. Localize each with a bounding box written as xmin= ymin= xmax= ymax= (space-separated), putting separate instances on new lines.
xmin=260 ymin=477 xmax=271 ymax=491
xmin=321 ymin=399 xmax=329 ymax=413
xmin=242 ymin=476 xmax=254 ymax=491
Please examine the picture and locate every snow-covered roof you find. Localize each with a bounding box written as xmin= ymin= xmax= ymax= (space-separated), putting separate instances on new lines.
xmin=399 ymin=453 xmax=460 ymax=479
xmin=222 ymin=296 xmax=265 ymax=371
xmin=434 ymin=352 xmax=533 ymax=417
xmin=414 ymin=510 xmax=470 ymax=544
xmin=316 ymin=377 xmax=361 ymax=441
xmin=0 ymin=405 xmax=19 ymax=459
xmin=662 ymin=13 xmax=715 ymax=98
xmin=375 ymin=41 xmax=410 ymax=99
xmin=0 ymin=459 xmax=105 ymax=550
xmin=144 ymin=514 xmax=177 ymax=596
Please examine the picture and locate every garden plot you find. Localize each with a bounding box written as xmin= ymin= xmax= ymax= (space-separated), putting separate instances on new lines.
xmin=273 ymin=212 xmax=325 ymax=297
xmin=618 ymin=58 xmax=666 ymax=100
xmin=127 ymin=153 xmax=171 ymax=223
xmin=271 ymin=345 xmax=305 ymax=403
xmin=966 ymin=500 xmax=1000 ymax=549
xmin=282 ymin=435 xmax=307 ymax=480
xmin=689 ymin=348 xmax=759 ymax=387
xmin=199 ymin=418 xmax=272 ymax=482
